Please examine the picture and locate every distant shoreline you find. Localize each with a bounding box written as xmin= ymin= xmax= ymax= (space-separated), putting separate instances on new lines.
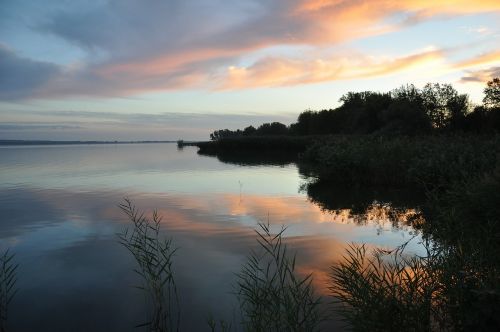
xmin=0 ymin=140 xmax=178 ymax=146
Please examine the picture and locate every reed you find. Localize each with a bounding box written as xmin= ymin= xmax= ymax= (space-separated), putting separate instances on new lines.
xmin=236 ymin=222 xmax=322 ymax=332
xmin=0 ymin=249 xmax=17 ymax=332
xmin=329 ymin=242 xmax=444 ymax=332
xmin=118 ymin=199 xmax=180 ymax=332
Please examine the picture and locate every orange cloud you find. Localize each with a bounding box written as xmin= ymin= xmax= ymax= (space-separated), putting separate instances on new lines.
xmin=298 ymin=0 xmax=500 ymax=15
xmin=220 ymin=49 xmax=445 ymax=89
xmin=11 ymin=0 xmax=499 ymax=99
xmin=295 ymin=0 xmax=500 ymax=43
xmin=83 ymin=1 xmax=499 ymax=93
xmin=454 ymin=50 xmax=500 ymax=69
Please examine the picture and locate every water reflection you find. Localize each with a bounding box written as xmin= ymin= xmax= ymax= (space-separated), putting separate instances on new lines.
xmin=0 ymin=143 xmax=424 ymax=331
xmin=198 ymin=149 xmax=297 ymax=166
xmin=301 ymin=178 xmax=426 ymax=233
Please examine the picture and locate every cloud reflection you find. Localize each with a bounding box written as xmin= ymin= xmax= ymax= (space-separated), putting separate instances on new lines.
xmin=0 ymin=185 xmax=424 ymax=330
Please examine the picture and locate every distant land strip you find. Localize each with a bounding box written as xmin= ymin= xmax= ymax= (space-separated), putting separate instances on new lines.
xmin=0 ymin=140 xmax=177 ymax=146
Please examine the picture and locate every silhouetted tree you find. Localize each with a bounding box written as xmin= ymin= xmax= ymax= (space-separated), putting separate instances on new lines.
xmin=293 ymin=110 xmax=315 ymax=135
xmin=422 ymin=83 xmax=469 ymax=129
xmin=210 ymin=129 xmax=238 ymax=140
xmin=243 ymin=125 xmax=257 ymax=136
xmin=207 ymin=81 xmax=495 ymax=139
xmin=256 ymin=122 xmax=289 ymax=135
xmin=484 ymin=77 xmax=500 ymax=109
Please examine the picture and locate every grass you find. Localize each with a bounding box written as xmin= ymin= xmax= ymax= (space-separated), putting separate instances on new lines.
xmin=0 ymin=249 xmax=17 ymax=332
xmin=118 ymin=199 xmax=180 ymax=332
xmin=236 ymin=222 xmax=322 ymax=332
xmin=329 ymin=242 xmax=444 ymax=332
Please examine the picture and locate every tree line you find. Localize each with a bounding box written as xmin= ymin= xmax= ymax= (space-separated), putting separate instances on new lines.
xmin=210 ymin=78 xmax=500 ymax=140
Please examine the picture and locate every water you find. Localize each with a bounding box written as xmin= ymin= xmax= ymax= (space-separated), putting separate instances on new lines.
xmin=0 ymin=143 xmax=423 ymax=331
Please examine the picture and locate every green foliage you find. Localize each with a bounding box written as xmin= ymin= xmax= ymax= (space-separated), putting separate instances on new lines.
xmin=118 ymin=199 xmax=179 ymax=332
xmin=330 ymin=243 xmax=443 ymax=332
xmin=0 ymin=249 xmax=18 ymax=332
xmin=236 ymin=223 xmax=322 ymax=332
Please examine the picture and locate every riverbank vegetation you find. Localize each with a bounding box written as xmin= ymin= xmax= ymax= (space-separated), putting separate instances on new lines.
xmin=301 ymin=135 xmax=499 ymax=190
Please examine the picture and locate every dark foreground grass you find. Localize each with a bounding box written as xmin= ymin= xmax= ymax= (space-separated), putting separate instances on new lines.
xmin=118 ymin=199 xmax=180 ymax=332
xmin=0 ymin=250 xmax=17 ymax=332
xmin=330 ymin=242 xmax=443 ymax=332
xmin=236 ymin=223 xmax=322 ymax=332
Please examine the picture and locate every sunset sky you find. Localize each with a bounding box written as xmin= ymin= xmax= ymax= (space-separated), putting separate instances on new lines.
xmin=1 ymin=0 xmax=499 ymax=140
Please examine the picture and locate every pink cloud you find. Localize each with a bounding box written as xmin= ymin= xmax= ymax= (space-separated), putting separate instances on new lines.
xmin=4 ymin=0 xmax=500 ymax=99
xmin=219 ymin=49 xmax=445 ymax=89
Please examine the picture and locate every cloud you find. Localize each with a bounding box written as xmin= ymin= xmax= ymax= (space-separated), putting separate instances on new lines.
xmin=0 ymin=109 xmax=297 ymax=140
xmin=0 ymin=123 xmax=82 ymax=130
xmin=460 ymin=66 xmax=500 ymax=83
xmin=219 ymin=49 xmax=444 ymax=88
xmin=0 ymin=44 xmax=60 ymax=99
xmin=3 ymin=109 xmax=295 ymax=126
xmin=454 ymin=50 xmax=500 ymax=69
xmin=2 ymin=0 xmax=500 ymax=99
xmin=454 ymin=51 xmax=500 ymax=83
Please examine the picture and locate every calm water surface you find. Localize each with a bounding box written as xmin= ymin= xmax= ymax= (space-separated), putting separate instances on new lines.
xmin=0 ymin=143 xmax=423 ymax=331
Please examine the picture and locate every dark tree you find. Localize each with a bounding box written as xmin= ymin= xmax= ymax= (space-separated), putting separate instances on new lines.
xmin=421 ymin=83 xmax=469 ymax=129
xmin=293 ymin=110 xmax=314 ymax=135
xmin=243 ymin=125 xmax=257 ymax=136
xmin=483 ymin=77 xmax=500 ymax=108
xmin=256 ymin=122 xmax=289 ymax=135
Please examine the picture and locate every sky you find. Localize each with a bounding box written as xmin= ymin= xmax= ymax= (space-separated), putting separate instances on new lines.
xmin=0 ymin=0 xmax=499 ymax=141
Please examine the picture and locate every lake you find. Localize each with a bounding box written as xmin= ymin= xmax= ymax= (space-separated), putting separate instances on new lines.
xmin=0 ymin=143 xmax=424 ymax=331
